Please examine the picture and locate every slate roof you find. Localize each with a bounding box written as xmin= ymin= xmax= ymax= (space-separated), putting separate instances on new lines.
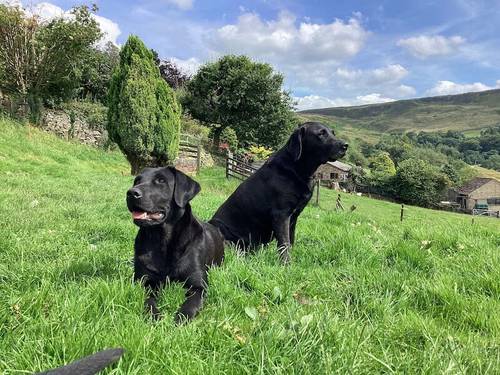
xmin=326 ymin=160 xmax=352 ymax=172
xmin=457 ymin=177 xmax=496 ymax=195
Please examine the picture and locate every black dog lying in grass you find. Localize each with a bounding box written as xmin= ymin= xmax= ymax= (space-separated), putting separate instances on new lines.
xmin=211 ymin=122 xmax=348 ymax=264
xmin=127 ymin=167 xmax=224 ymax=323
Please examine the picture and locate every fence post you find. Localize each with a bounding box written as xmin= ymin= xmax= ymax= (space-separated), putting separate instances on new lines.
xmin=335 ymin=194 xmax=344 ymax=211
xmin=196 ymin=142 xmax=201 ymax=174
xmin=315 ymin=179 xmax=320 ymax=205
xmin=226 ymin=151 xmax=232 ymax=179
xmin=400 ymin=204 xmax=404 ymax=222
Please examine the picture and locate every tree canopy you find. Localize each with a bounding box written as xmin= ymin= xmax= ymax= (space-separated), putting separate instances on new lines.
xmin=183 ymin=55 xmax=297 ymax=149
xmin=107 ymin=35 xmax=181 ymax=174
xmin=0 ymin=4 xmax=101 ymax=117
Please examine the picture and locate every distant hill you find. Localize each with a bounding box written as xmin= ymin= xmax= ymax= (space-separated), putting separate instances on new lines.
xmin=300 ymin=89 xmax=500 ymax=135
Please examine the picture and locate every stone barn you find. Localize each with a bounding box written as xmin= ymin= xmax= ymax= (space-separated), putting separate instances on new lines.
xmin=450 ymin=177 xmax=500 ymax=213
xmin=316 ymin=161 xmax=352 ymax=183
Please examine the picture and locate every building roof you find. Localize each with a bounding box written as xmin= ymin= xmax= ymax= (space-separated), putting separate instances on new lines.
xmin=457 ymin=177 xmax=497 ymax=195
xmin=326 ymin=160 xmax=352 ymax=172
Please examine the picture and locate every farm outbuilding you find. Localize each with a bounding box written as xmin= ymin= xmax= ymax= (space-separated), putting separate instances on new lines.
xmin=449 ymin=177 xmax=500 ymax=214
xmin=316 ymin=160 xmax=352 ymax=183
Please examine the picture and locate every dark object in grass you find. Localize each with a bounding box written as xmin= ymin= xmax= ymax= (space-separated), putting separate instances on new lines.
xmin=36 ymin=348 xmax=124 ymax=375
xmin=211 ymin=122 xmax=348 ymax=264
xmin=127 ymin=167 xmax=224 ymax=323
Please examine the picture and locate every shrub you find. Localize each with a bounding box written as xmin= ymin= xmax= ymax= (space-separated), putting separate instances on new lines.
xmin=61 ymin=100 xmax=107 ymax=131
xmin=391 ymin=158 xmax=451 ymax=207
xmin=107 ymin=35 xmax=180 ymax=174
xmin=248 ymin=145 xmax=273 ymax=160
xmin=220 ymin=127 xmax=238 ymax=151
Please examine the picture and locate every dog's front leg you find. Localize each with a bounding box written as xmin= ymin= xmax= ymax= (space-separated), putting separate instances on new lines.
xmin=175 ymin=285 xmax=205 ymax=324
xmin=272 ymin=214 xmax=291 ymax=264
xmin=142 ymin=279 xmax=163 ymax=321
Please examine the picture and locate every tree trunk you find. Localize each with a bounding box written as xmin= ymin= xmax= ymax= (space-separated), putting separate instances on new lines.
xmin=127 ymin=154 xmax=170 ymax=175
xmin=212 ymin=126 xmax=224 ymax=152
xmin=128 ymin=155 xmax=151 ymax=176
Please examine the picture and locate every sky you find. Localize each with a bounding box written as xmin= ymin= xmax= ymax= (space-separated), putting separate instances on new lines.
xmin=3 ymin=0 xmax=500 ymax=110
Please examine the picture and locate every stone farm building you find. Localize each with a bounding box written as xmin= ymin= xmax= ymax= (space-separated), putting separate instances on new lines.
xmin=316 ymin=161 xmax=352 ymax=183
xmin=450 ymin=177 xmax=500 ymax=213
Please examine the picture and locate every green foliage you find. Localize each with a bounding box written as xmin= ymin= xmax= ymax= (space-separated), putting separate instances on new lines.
xmin=61 ymin=100 xmax=107 ymax=131
xmin=107 ymin=35 xmax=180 ymax=174
xmin=410 ymin=126 xmax=500 ymax=171
xmin=77 ymin=42 xmax=120 ymax=103
xmin=366 ymin=151 xmax=396 ymax=193
xmin=0 ymin=4 xmax=101 ymax=116
xmin=1 ymin=118 xmax=499 ymax=374
xmin=181 ymin=114 xmax=210 ymax=143
xmin=220 ymin=127 xmax=238 ymax=151
xmin=184 ymin=55 xmax=297 ymax=149
xmin=392 ymin=159 xmax=451 ymax=207
xmin=248 ymin=145 xmax=273 ymax=160
xmin=369 ymin=151 xmax=396 ymax=175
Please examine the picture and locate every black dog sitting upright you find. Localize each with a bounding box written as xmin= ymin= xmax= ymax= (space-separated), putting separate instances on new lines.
xmin=210 ymin=122 xmax=348 ymax=264
xmin=126 ymin=167 xmax=224 ymax=322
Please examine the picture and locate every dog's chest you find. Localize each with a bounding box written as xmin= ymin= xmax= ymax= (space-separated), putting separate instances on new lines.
xmin=134 ymin=242 xmax=184 ymax=282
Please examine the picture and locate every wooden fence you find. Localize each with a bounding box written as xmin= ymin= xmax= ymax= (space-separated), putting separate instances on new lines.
xmin=225 ymin=152 xmax=258 ymax=181
xmin=179 ymin=134 xmax=201 ymax=173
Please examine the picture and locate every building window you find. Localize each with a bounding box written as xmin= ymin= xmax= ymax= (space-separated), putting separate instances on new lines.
xmin=487 ymin=197 xmax=500 ymax=205
xmin=330 ymin=172 xmax=338 ymax=180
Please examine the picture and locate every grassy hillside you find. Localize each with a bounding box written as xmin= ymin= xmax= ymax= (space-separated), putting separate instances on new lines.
xmin=300 ymin=89 xmax=500 ymax=136
xmin=0 ymin=118 xmax=499 ymax=374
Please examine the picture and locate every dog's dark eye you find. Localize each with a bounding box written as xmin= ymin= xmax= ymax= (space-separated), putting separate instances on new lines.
xmin=133 ymin=177 xmax=141 ymax=185
xmin=318 ymin=129 xmax=327 ymax=138
xmin=155 ymin=177 xmax=166 ymax=184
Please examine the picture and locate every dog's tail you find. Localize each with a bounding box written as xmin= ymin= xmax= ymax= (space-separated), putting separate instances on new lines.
xmin=36 ymin=348 xmax=124 ymax=375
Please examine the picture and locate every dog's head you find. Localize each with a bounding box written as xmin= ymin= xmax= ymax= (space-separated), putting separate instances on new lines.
xmin=287 ymin=122 xmax=348 ymax=163
xmin=126 ymin=167 xmax=200 ymax=227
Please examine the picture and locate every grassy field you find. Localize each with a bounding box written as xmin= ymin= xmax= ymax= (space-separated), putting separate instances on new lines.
xmin=0 ymin=118 xmax=499 ymax=374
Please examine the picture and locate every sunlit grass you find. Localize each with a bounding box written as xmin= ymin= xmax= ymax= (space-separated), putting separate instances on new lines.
xmin=0 ymin=118 xmax=499 ymax=374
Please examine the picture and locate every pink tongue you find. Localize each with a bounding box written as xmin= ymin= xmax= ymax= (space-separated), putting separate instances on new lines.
xmin=132 ymin=211 xmax=146 ymax=219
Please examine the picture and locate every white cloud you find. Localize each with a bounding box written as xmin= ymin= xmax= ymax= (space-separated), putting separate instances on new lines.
xmin=334 ymin=64 xmax=408 ymax=87
xmin=295 ymin=93 xmax=394 ymax=110
xmin=426 ymin=80 xmax=497 ymax=96
xmin=1 ymin=0 xmax=120 ymax=46
xmin=93 ymin=13 xmax=121 ymax=47
xmin=394 ymin=84 xmax=417 ymax=97
xmin=397 ymin=35 xmax=465 ymax=58
xmin=169 ymin=57 xmax=202 ymax=76
xmin=295 ymin=95 xmax=350 ymax=110
xmin=166 ymin=0 xmax=193 ymax=10
xmin=496 ymin=80 xmax=500 ymax=88
xmin=210 ymin=11 xmax=368 ymax=66
xmin=356 ymin=93 xmax=395 ymax=105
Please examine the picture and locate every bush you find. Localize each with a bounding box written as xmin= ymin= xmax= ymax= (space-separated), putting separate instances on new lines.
xmin=107 ymin=35 xmax=180 ymax=174
xmin=248 ymin=145 xmax=273 ymax=160
xmin=61 ymin=100 xmax=107 ymax=131
xmin=391 ymin=158 xmax=451 ymax=207
xmin=220 ymin=127 xmax=238 ymax=151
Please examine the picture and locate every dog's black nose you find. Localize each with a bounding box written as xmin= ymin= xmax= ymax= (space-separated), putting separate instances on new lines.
xmin=342 ymin=143 xmax=349 ymax=151
xmin=127 ymin=188 xmax=142 ymax=199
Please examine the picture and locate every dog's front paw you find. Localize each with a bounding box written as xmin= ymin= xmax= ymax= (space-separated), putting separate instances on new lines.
xmin=174 ymin=310 xmax=192 ymax=325
xmin=145 ymin=298 xmax=162 ymax=321
xmin=279 ymin=253 xmax=291 ymax=265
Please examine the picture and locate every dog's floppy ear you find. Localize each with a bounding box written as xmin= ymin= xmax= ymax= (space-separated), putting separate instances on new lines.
xmin=287 ymin=126 xmax=305 ymax=161
xmin=169 ymin=167 xmax=201 ymax=207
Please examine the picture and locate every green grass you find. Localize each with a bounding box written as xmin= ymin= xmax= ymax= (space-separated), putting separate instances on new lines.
xmin=1 ymin=118 xmax=499 ymax=374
